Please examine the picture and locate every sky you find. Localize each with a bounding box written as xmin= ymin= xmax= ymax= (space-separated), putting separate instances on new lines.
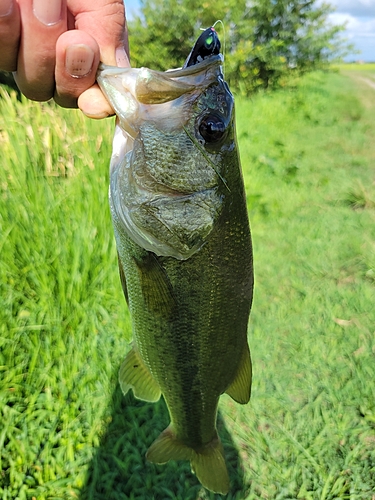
xmin=124 ymin=0 xmax=375 ymax=62
xmin=326 ymin=0 xmax=375 ymax=61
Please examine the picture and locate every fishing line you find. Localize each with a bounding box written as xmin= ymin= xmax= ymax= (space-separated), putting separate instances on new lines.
xmin=213 ymin=20 xmax=226 ymax=76
xmin=183 ymin=125 xmax=231 ymax=193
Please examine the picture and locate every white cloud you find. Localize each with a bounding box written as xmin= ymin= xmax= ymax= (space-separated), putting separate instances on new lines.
xmin=327 ymin=9 xmax=375 ymax=60
xmin=329 ymin=0 xmax=375 ymax=17
xmin=329 ymin=12 xmax=375 ymax=35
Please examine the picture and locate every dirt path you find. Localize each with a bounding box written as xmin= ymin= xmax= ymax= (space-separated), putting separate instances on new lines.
xmin=356 ymin=75 xmax=375 ymax=90
xmin=341 ymin=71 xmax=375 ymax=91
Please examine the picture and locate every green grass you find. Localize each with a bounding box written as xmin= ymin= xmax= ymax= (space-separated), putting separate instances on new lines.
xmin=335 ymin=63 xmax=375 ymax=72
xmin=1 ymin=68 xmax=374 ymax=499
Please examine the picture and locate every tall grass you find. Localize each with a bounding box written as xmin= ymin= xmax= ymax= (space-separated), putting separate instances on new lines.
xmin=0 ymin=88 xmax=131 ymax=499
xmin=0 ymin=70 xmax=374 ymax=499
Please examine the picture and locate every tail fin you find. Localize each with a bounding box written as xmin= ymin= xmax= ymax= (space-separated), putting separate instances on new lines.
xmin=146 ymin=426 xmax=230 ymax=494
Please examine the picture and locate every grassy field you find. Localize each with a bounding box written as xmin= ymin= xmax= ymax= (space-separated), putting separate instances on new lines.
xmin=335 ymin=63 xmax=375 ymax=72
xmin=0 ymin=67 xmax=374 ymax=500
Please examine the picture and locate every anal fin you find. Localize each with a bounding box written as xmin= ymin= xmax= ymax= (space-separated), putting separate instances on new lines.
xmin=119 ymin=345 xmax=161 ymax=402
xmin=225 ymin=341 xmax=252 ymax=404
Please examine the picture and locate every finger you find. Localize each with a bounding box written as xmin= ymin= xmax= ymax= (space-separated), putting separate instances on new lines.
xmin=0 ymin=0 xmax=21 ymax=71
xmin=14 ymin=0 xmax=67 ymax=101
xmin=77 ymin=85 xmax=115 ymax=119
xmin=54 ymin=29 xmax=100 ymax=108
xmin=71 ymin=0 xmax=130 ymax=117
xmin=68 ymin=0 xmax=129 ymax=66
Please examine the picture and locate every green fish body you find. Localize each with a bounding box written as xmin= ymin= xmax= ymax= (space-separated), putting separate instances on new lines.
xmin=97 ymin=35 xmax=253 ymax=494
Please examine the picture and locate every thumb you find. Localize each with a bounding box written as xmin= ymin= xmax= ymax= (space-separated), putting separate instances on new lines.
xmin=68 ymin=0 xmax=129 ymax=67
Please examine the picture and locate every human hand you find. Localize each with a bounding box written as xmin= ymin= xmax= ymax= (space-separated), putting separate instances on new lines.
xmin=0 ymin=0 xmax=129 ymax=118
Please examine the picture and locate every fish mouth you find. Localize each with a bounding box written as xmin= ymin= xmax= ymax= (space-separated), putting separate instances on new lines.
xmin=97 ymin=53 xmax=222 ymax=84
xmin=96 ymin=54 xmax=223 ymax=140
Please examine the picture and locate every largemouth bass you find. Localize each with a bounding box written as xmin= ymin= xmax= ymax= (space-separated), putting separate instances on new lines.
xmin=97 ymin=27 xmax=253 ymax=494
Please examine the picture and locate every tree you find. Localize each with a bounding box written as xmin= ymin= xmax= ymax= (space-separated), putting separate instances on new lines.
xmin=128 ymin=0 xmax=243 ymax=71
xmin=244 ymin=0 xmax=349 ymax=89
xmin=128 ymin=0 xmax=351 ymax=95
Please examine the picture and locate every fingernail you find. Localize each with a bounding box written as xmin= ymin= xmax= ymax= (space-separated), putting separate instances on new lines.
xmin=66 ymin=44 xmax=95 ymax=78
xmin=33 ymin=0 xmax=62 ymax=26
xmin=116 ymin=46 xmax=130 ymax=68
xmin=0 ymin=0 xmax=13 ymax=17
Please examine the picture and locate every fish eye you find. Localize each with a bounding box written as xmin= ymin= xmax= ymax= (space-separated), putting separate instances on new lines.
xmin=198 ymin=114 xmax=227 ymax=143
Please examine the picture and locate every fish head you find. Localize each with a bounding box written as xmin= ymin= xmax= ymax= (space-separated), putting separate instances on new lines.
xmin=97 ymin=38 xmax=236 ymax=260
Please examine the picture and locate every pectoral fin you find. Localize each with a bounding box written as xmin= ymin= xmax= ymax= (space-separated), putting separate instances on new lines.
xmin=119 ymin=345 xmax=161 ymax=402
xmin=134 ymin=253 xmax=177 ymax=316
xmin=225 ymin=342 xmax=252 ymax=404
